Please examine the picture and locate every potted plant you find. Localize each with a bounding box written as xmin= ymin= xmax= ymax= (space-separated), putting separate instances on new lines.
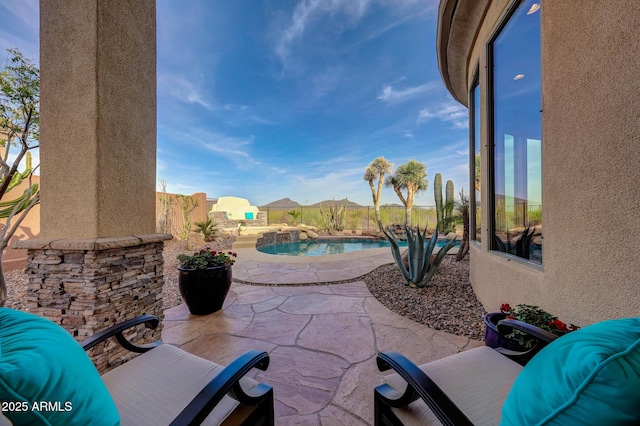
xmin=177 ymin=249 xmax=237 ymax=315
xmin=484 ymin=304 xmax=579 ymax=350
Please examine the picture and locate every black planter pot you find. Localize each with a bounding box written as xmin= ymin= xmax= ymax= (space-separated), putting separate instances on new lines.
xmin=483 ymin=312 xmax=526 ymax=351
xmin=178 ymin=265 xmax=232 ymax=315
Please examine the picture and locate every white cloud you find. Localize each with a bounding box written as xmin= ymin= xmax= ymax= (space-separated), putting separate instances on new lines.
xmin=311 ymin=67 xmax=342 ymax=98
xmin=157 ymin=72 xmax=213 ymax=110
xmin=221 ymin=104 xmax=276 ymax=126
xmin=0 ymin=1 xmax=40 ymax=63
xmin=418 ymin=102 xmax=468 ymax=128
xmin=360 ymin=2 xmax=435 ymax=44
xmin=3 ymin=1 xmax=39 ymax=32
xmin=379 ymin=0 xmax=439 ymax=9
xmin=180 ymin=130 xmax=258 ymax=169
xmin=377 ymin=81 xmax=438 ymax=103
xmin=202 ymin=135 xmax=255 ymax=160
xmin=272 ymin=0 xmax=372 ymax=68
xmin=164 ymin=181 xmax=199 ymax=194
xmin=161 ymin=121 xmax=260 ymax=169
xmin=287 ymin=166 xmax=367 ymax=202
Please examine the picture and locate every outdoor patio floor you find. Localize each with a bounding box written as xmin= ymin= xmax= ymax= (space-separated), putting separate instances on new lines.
xmin=162 ymin=247 xmax=482 ymax=425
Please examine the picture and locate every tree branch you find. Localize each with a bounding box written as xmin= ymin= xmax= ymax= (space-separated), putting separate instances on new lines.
xmin=393 ymin=185 xmax=407 ymax=206
xmin=0 ymin=109 xmax=31 ymax=198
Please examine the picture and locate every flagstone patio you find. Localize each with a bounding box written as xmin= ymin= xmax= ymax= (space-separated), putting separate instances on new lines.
xmin=162 ymin=247 xmax=483 ymax=425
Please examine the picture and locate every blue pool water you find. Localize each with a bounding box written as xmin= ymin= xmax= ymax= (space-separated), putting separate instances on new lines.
xmin=257 ymin=238 xmax=458 ymax=256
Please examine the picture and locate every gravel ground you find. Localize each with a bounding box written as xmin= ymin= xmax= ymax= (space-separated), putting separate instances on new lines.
xmin=364 ymin=258 xmax=487 ymax=340
xmin=4 ymin=239 xmax=486 ymax=340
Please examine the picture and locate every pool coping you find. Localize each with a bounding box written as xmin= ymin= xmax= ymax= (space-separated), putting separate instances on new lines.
xmin=231 ymin=245 xmax=458 ymax=285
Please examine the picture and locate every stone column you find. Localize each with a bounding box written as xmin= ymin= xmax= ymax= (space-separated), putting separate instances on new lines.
xmin=15 ymin=235 xmax=169 ymax=372
xmin=13 ymin=0 xmax=169 ymax=373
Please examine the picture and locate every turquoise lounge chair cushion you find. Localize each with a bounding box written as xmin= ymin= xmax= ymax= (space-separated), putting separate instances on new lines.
xmin=0 ymin=308 xmax=120 ymax=426
xmin=501 ymin=317 xmax=640 ymax=425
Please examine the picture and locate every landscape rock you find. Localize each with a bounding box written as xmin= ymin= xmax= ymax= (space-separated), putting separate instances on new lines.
xmin=306 ymin=230 xmax=319 ymax=239
xmin=445 ymin=232 xmax=458 ymax=240
xmin=299 ymin=232 xmax=308 ymax=241
xmin=219 ymin=230 xmax=233 ymax=238
xmin=187 ymin=232 xmax=205 ymax=250
xmin=386 ymin=224 xmax=407 ymax=240
xmin=361 ymin=229 xmax=380 ymax=237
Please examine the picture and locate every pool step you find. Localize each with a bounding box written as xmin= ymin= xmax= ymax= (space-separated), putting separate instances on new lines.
xmin=232 ymin=235 xmax=260 ymax=250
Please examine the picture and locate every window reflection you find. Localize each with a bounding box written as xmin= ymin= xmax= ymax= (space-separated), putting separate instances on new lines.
xmin=471 ymin=76 xmax=481 ymax=242
xmin=491 ymin=0 xmax=542 ymax=263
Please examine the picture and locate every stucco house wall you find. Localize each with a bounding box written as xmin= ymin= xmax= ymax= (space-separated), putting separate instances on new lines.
xmin=210 ymin=196 xmax=260 ymax=221
xmin=438 ymin=0 xmax=640 ymax=326
xmin=155 ymin=191 xmax=208 ymax=237
xmin=1 ymin=176 xmax=41 ymax=272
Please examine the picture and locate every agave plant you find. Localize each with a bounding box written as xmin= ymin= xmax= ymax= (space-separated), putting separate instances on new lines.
xmin=382 ymin=225 xmax=458 ymax=288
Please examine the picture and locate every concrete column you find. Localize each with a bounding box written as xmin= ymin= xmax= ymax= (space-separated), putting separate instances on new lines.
xmin=39 ymin=0 xmax=156 ymax=239
xmin=16 ymin=0 xmax=170 ymax=373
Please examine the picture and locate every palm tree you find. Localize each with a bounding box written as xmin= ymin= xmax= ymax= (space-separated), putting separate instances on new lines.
xmin=385 ymin=160 xmax=428 ymax=227
xmin=363 ymin=157 xmax=393 ymax=231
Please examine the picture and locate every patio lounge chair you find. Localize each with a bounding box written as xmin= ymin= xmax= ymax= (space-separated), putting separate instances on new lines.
xmin=0 ymin=308 xmax=274 ymax=425
xmin=374 ymin=317 xmax=640 ymax=425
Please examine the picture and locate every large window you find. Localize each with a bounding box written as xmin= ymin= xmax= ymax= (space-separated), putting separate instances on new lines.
xmin=470 ymin=71 xmax=481 ymax=242
xmin=490 ymin=0 xmax=542 ymax=263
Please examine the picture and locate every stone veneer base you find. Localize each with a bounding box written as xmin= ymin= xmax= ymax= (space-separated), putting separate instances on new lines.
xmin=13 ymin=234 xmax=172 ymax=373
xmin=256 ymin=230 xmax=300 ymax=248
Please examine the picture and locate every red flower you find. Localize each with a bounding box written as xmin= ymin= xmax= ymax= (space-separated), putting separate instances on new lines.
xmin=549 ymin=319 xmax=568 ymax=331
xmin=507 ymin=314 xmax=515 ymax=320
xmin=500 ymin=303 xmax=512 ymax=314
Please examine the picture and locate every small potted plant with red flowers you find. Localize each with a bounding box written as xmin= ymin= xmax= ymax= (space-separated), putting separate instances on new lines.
xmin=177 ymin=248 xmax=238 ymax=315
xmin=484 ymin=304 xmax=579 ymax=350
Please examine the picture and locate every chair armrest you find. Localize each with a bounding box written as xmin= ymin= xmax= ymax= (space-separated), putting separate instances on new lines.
xmin=375 ymin=351 xmax=473 ymax=426
xmin=169 ymin=349 xmax=272 ymax=426
xmin=81 ymin=314 xmax=162 ymax=353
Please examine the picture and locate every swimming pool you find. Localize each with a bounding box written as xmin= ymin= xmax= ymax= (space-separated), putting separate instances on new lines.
xmin=257 ymin=238 xmax=458 ymax=256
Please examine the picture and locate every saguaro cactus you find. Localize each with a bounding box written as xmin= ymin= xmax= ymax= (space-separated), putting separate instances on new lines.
xmin=434 ymin=173 xmax=443 ymax=229
xmin=445 ymin=179 xmax=454 ymax=229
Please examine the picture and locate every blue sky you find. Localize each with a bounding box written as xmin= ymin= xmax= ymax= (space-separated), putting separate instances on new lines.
xmin=1 ymin=0 xmax=470 ymax=206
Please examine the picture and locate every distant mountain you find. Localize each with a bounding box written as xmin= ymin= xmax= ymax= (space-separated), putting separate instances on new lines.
xmin=260 ymin=198 xmax=301 ymax=208
xmin=310 ymin=198 xmax=362 ymax=207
